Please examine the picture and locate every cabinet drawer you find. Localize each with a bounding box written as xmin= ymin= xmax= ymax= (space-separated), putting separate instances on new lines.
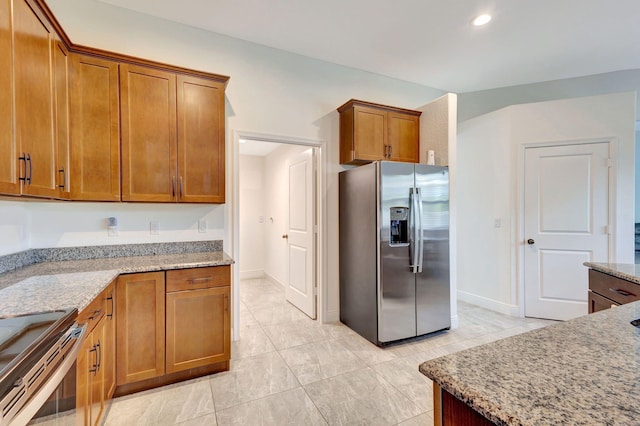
xmin=589 ymin=269 xmax=640 ymax=305
xmin=166 ymin=266 xmax=230 ymax=292
xmin=78 ymin=282 xmax=113 ymax=332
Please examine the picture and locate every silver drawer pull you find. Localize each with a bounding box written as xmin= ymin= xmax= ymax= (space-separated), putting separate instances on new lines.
xmin=608 ymin=287 xmax=636 ymax=298
xmin=188 ymin=277 xmax=212 ymax=284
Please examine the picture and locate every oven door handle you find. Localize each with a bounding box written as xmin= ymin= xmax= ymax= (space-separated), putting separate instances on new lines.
xmin=11 ymin=323 xmax=87 ymax=426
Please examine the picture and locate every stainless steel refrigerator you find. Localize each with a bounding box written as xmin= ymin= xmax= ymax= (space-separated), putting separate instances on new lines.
xmin=339 ymin=161 xmax=450 ymax=345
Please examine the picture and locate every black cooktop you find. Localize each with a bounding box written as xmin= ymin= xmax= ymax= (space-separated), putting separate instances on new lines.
xmin=0 ymin=309 xmax=77 ymax=400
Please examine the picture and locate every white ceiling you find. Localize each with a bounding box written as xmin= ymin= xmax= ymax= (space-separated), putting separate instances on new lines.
xmin=96 ymin=0 xmax=640 ymax=93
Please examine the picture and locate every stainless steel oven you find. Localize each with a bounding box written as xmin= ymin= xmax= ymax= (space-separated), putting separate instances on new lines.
xmin=0 ymin=309 xmax=86 ymax=426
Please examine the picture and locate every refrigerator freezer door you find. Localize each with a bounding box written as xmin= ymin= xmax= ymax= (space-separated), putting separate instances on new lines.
xmin=415 ymin=165 xmax=451 ymax=335
xmin=378 ymin=161 xmax=417 ymax=342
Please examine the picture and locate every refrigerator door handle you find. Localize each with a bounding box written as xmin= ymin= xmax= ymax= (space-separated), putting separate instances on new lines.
xmin=410 ymin=188 xmax=419 ymax=273
xmin=416 ymin=188 xmax=424 ymax=273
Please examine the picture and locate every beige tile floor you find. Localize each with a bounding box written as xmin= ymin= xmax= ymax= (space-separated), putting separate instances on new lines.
xmin=104 ymin=278 xmax=555 ymax=426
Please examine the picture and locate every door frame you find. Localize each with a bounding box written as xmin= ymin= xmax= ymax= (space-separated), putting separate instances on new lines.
xmin=230 ymin=129 xmax=324 ymax=341
xmin=517 ymin=137 xmax=617 ymax=317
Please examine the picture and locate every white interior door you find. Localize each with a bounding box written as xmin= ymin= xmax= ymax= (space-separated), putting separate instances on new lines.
xmin=524 ymin=142 xmax=610 ymax=320
xmin=286 ymin=148 xmax=316 ymax=319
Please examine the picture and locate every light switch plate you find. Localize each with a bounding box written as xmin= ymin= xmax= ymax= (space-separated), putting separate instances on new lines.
xmin=198 ymin=220 xmax=207 ymax=233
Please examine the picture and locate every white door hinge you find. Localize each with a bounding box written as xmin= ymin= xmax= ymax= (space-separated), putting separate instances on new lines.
xmin=606 ymin=158 xmax=613 ymax=167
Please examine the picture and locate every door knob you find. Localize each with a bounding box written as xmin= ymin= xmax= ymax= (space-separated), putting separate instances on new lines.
xmin=527 ymin=239 xmax=535 ymax=245
xmin=282 ymin=234 xmax=288 ymax=239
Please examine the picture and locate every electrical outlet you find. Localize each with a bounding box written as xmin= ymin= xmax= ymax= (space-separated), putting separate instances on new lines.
xmin=198 ymin=220 xmax=207 ymax=233
xmin=150 ymin=221 xmax=160 ymax=235
xmin=107 ymin=217 xmax=118 ymax=237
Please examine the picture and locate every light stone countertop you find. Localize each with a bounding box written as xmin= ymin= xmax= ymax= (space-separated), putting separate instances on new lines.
xmin=419 ymin=301 xmax=640 ymax=425
xmin=0 ymin=251 xmax=234 ymax=317
xmin=584 ymin=261 xmax=640 ymax=285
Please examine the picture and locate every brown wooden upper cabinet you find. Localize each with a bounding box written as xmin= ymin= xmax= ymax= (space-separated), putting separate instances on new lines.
xmin=7 ymin=0 xmax=69 ymax=199
xmin=121 ymin=65 xmax=225 ymax=203
xmin=69 ymin=54 xmax=121 ymax=201
xmin=0 ymin=0 xmax=229 ymax=203
xmin=0 ymin=0 xmax=16 ymax=196
xmin=338 ymin=99 xmax=421 ymax=165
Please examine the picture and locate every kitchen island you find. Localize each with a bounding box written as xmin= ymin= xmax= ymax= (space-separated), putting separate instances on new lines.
xmin=420 ymin=301 xmax=640 ymax=425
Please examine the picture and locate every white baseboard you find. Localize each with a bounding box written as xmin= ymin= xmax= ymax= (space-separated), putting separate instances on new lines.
xmin=457 ymin=290 xmax=520 ymax=317
xmin=264 ymin=272 xmax=285 ymax=289
xmin=325 ymin=309 xmax=340 ymax=323
xmin=450 ymin=314 xmax=459 ymax=329
xmin=239 ymin=269 xmax=264 ymax=280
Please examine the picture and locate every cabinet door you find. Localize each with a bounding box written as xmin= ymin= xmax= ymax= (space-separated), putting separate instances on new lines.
xmin=353 ymin=105 xmax=386 ymax=162
xmin=0 ymin=0 xmax=18 ymax=195
xmin=177 ymin=75 xmax=225 ymax=203
xmin=13 ymin=0 xmax=58 ymax=198
xmin=120 ymin=64 xmax=177 ymax=202
xmin=388 ymin=111 xmax=419 ymax=163
xmin=89 ymin=319 xmax=106 ymax=426
xmin=588 ymin=290 xmax=619 ymax=314
xmin=116 ymin=272 xmax=165 ymax=384
xmin=103 ymin=284 xmax=116 ymax=400
xmin=70 ymin=54 xmax=121 ymax=201
xmin=166 ymin=286 xmax=230 ymax=373
xmin=53 ymin=37 xmax=70 ymax=198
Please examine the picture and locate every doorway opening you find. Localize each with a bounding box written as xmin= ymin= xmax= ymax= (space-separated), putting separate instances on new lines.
xmin=231 ymin=131 xmax=324 ymax=341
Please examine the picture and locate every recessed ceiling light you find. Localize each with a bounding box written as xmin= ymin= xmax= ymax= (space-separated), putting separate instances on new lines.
xmin=472 ymin=14 xmax=492 ymax=26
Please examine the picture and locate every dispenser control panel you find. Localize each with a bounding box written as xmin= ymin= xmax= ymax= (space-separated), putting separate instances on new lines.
xmin=389 ymin=207 xmax=409 ymax=246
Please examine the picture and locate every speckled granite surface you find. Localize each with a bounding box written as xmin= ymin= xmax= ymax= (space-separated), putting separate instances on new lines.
xmin=0 ymin=247 xmax=233 ymax=317
xmin=0 ymin=270 xmax=119 ymax=316
xmin=584 ymin=261 xmax=640 ymax=285
xmin=0 ymin=250 xmax=36 ymax=275
xmin=420 ymin=301 xmax=640 ymax=425
xmin=0 ymin=241 xmax=223 ymax=275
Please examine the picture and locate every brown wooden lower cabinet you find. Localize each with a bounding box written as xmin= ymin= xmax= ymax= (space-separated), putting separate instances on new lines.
xmin=76 ymin=280 xmax=115 ymax=426
xmin=434 ymin=383 xmax=495 ymax=426
xmin=166 ymin=286 xmax=230 ymax=373
xmin=588 ymin=289 xmax=619 ymax=313
xmin=114 ymin=266 xmax=231 ymax=396
xmin=588 ymin=269 xmax=640 ymax=314
xmin=116 ymin=271 xmax=166 ymax=385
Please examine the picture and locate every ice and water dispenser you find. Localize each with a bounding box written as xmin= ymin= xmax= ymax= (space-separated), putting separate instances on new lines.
xmin=389 ymin=207 xmax=409 ymax=245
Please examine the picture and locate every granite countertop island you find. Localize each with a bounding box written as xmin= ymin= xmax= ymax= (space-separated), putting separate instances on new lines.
xmin=420 ymin=301 xmax=640 ymax=425
xmin=0 ymin=242 xmax=233 ymax=317
xmin=584 ymin=261 xmax=640 ymax=285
